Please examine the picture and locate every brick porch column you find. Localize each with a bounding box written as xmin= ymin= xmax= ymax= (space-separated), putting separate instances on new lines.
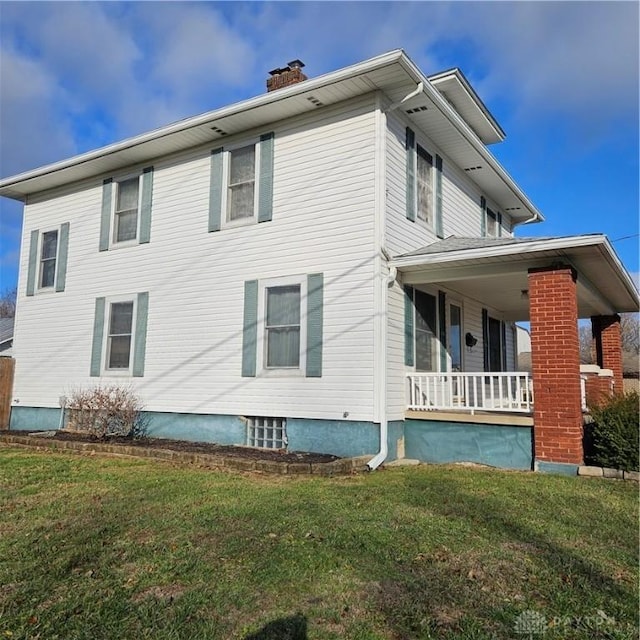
xmin=591 ymin=315 xmax=624 ymax=393
xmin=528 ymin=265 xmax=583 ymax=466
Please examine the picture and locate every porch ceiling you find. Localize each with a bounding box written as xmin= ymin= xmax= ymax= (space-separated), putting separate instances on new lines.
xmin=392 ymin=235 xmax=639 ymax=322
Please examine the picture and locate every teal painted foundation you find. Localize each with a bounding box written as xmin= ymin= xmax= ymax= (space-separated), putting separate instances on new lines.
xmin=535 ymin=460 xmax=579 ymax=476
xmin=10 ymin=406 xmax=61 ymax=431
xmin=405 ymin=419 xmax=533 ymax=470
xmin=287 ymin=418 xmax=381 ymax=459
xmin=145 ymin=412 xmax=246 ymax=445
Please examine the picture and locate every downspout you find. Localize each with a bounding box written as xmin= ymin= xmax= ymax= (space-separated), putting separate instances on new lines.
xmin=367 ymin=85 xmax=421 ymax=471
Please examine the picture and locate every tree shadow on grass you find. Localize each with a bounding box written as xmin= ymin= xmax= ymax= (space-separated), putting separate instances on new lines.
xmin=372 ymin=474 xmax=637 ymax=639
xmin=243 ymin=613 xmax=307 ymax=640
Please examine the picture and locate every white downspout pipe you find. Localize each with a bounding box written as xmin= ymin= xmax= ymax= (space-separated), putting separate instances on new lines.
xmin=367 ymin=86 xmax=420 ymax=471
xmin=367 ymin=262 xmax=397 ymax=471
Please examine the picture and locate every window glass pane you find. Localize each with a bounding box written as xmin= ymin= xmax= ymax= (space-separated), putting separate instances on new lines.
xmin=450 ymin=304 xmax=462 ymax=372
xmin=415 ymin=290 xmax=437 ymax=372
xmin=116 ymin=210 xmax=138 ymax=242
xmin=108 ymin=336 xmax=132 ymax=369
xmin=41 ymin=231 xmax=58 ymax=259
xmin=228 ymin=183 xmax=255 ymax=220
xmin=229 ymin=145 xmax=255 ymax=184
xmin=110 ymin=302 xmax=133 ymax=335
xmin=117 ymin=178 xmax=139 ymax=212
xmin=487 ymin=209 xmax=497 ymax=237
xmin=40 ymin=259 xmax=56 ymax=288
xmin=267 ymin=328 xmax=300 ymax=367
xmin=417 ymin=146 xmax=433 ymax=223
xmin=267 ymin=286 xmax=300 ymax=326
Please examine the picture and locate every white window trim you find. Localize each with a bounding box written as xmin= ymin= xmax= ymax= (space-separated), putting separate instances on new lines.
xmin=256 ymin=274 xmax=307 ymax=377
xmin=36 ymin=227 xmax=61 ymax=293
xmin=110 ymin=172 xmax=143 ymax=248
xmin=447 ymin=297 xmax=464 ymax=373
xmin=414 ymin=141 xmax=435 ymax=230
xmin=101 ymin=294 xmax=138 ymax=376
xmin=221 ymin=137 xmax=261 ymax=230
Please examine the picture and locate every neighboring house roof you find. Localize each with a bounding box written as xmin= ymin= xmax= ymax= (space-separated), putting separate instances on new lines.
xmin=0 ymin=316 xmax=14 ymax=350
xmin=0 ymin=49 xmax=543 ymax=226
xmin=392 ymin=234 xmax=639 ymax=321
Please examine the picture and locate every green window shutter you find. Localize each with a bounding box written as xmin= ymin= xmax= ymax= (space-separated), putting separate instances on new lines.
xmin=139 ymin=167 xmax=154 ymax=244
xmin=435 ymin=155 xmax=444 ymax=238
xmin=480 ymin=196 xmax=487 ymax=237
xmin=90 ymin=297 xmax=106 ymax=376
xmin=258 ymin=132 xmax=275 ymax=223
xmin=208 ymin=148 xmax=224 ymax=232
xmin=438 ymin=290 xmax=447 ymax=371
xmin=497 ymin=211 xmax=503 ymax=237
xmin=99 ymin=178 xmax=113 ymax=251
xmin=242 ymin=280 xmax=258 ymax=377
xmin=405 ymin=127 xmax=416 ymax=222
xmin=500 ymin=320 xmax=507 ymax=371
xmin=481 ymin=308 xmax=489 ymax=372
xmin=404 ymin=285 xmax=415 ymax=366
xmin=26 ymin=229 xmax=39 ymax=296
xmin=132 ymin=291 xmax=149 ymax=377
xmin=306 ymin=273 xmax=324 ymax=377
xmin=55 ymin=222 xmax=70 ymax=292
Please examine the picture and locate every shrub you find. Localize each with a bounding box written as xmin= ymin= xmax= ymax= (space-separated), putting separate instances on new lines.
xmin=584 ymin=392 xmax=639 ymax=472
xmin=65 ymin=384 xmax=148 ymax=439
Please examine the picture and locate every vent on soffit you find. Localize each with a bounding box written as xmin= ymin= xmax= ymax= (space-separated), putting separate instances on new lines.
xmin=464 ymin=166 xmax=482 ymax=172
xmin=306 ymin=95 xmax=324 ymax=107
xmin=405 ymin=105 xmax=429 ymax=114
xmin=505 ymin=207 xmax=522 ymax=211
xmin=210 ymin=126 xmax=227 ymax=135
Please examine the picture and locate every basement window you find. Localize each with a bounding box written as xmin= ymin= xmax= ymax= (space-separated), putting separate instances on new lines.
xmin=246 ymin=417 xmax=287 ymax=449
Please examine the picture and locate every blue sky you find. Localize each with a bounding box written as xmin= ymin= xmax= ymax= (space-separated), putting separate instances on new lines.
xmin=1 ymin=1 xmax=638 ymax=293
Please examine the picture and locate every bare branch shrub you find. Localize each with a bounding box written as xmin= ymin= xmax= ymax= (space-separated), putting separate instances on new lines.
xmin=66 ymin=384 xmax=148 ymax=439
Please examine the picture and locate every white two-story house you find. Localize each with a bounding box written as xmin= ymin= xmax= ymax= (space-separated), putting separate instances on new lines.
xmin=1 ymin=50 xmax=637 ymax=473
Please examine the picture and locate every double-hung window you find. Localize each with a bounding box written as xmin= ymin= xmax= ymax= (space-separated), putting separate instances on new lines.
xmin=39 ymin=230 xmax=59 ymax=289
xmin=416 ymin=145 xmax=433 ymax=225
xmin=107 ymin=301 xmax=134 ymax=370
xmin=227 ymin=144 xmax=257 ymax=222
xmin=265 ymin=285 xmax=301 ymax=368
xmin=114 ymin=177 xmax=140 ymax=243
xmin=99 ymin=168 xmax=153 ymax=251
xmin=26 ymin=224 xmax=70 ymax=296
xmin=208 ymin=132 xmax=275 ymax=232
xmin=90 ymin=292 xmax=149 ymax=377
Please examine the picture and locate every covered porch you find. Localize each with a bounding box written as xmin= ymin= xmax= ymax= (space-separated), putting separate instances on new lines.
xmin=392 ymin=235 xmax=638 ymax=472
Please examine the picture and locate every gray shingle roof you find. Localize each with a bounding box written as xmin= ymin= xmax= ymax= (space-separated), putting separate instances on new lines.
xmin=0 ymin=317 xmax=14 ymax=345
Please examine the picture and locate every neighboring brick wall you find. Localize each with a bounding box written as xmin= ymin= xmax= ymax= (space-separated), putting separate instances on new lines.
xmin=528 ymin=265 xmax=583 ymax=464
xmin=591 ymin=315 xmax=624 ymax=393
xmin=583 ymin=373 xmax=614 ymax=408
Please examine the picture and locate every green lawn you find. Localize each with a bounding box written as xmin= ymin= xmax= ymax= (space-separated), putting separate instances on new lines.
xmin=0 ymin=449 xmax=637 ymax=640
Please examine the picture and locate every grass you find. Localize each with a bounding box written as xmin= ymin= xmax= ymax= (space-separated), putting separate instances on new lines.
xmin=0 ymin=449 xmax=637 ymax=640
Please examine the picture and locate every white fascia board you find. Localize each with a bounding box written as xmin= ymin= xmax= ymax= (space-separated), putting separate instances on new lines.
xmin=0 ymin=50 xmax=407 ymax=199
xmin=398 ymin=56 xmax=545 ymax=224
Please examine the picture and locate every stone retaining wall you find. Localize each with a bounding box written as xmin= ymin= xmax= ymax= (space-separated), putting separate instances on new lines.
xmin=0 ymin=434 xmax=371 ymax=476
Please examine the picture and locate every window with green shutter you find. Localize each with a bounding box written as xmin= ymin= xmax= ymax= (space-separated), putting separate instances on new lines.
xmin=26 ymin=224 xmax=70 ymax=296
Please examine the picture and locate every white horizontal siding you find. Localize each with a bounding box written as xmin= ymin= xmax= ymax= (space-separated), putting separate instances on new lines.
xmin=13 ymin=95 xmax=380 ymax=422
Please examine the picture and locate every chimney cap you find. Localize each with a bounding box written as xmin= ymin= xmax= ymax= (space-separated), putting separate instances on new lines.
xmin=287 ymin=59 xmax=305 ymax=69
xmin=268 ymin=67 xmax=286 ymax=76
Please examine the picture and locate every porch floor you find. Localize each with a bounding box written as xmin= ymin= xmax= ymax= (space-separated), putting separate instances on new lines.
xmin=405 ymin=409 xmax=533 ymax=427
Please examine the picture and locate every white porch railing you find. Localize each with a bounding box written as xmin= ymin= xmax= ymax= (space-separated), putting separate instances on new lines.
xmin=407 ymin=372 xmax=534 ymax=413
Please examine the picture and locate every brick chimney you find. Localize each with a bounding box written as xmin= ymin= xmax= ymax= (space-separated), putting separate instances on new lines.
xmin=266 ymin=60 xmax=307 ymax=92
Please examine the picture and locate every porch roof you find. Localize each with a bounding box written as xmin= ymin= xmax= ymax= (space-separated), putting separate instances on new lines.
xmin=392 ymin=235 xmax=639 ymax=321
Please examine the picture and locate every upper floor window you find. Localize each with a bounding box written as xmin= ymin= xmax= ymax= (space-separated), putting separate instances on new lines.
xmin=416 ymin=145 xmax=433 ymax=225
xmin=99 ymin=167 xmax=153 ymax=252
xmin=39 ymin=230 xmax=59 ymax=289
xmin=26 ymin=223 xmax=70 ymax=296
xmin=486 ymin=208 xmax=498 ymax=237
xmin=227 ymin=144 xmax=257 ymax=222
xmin=114 ymin=177 xmax=140 ymax=243
xmin=208 ymin=132 xmax=275 ymax=233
